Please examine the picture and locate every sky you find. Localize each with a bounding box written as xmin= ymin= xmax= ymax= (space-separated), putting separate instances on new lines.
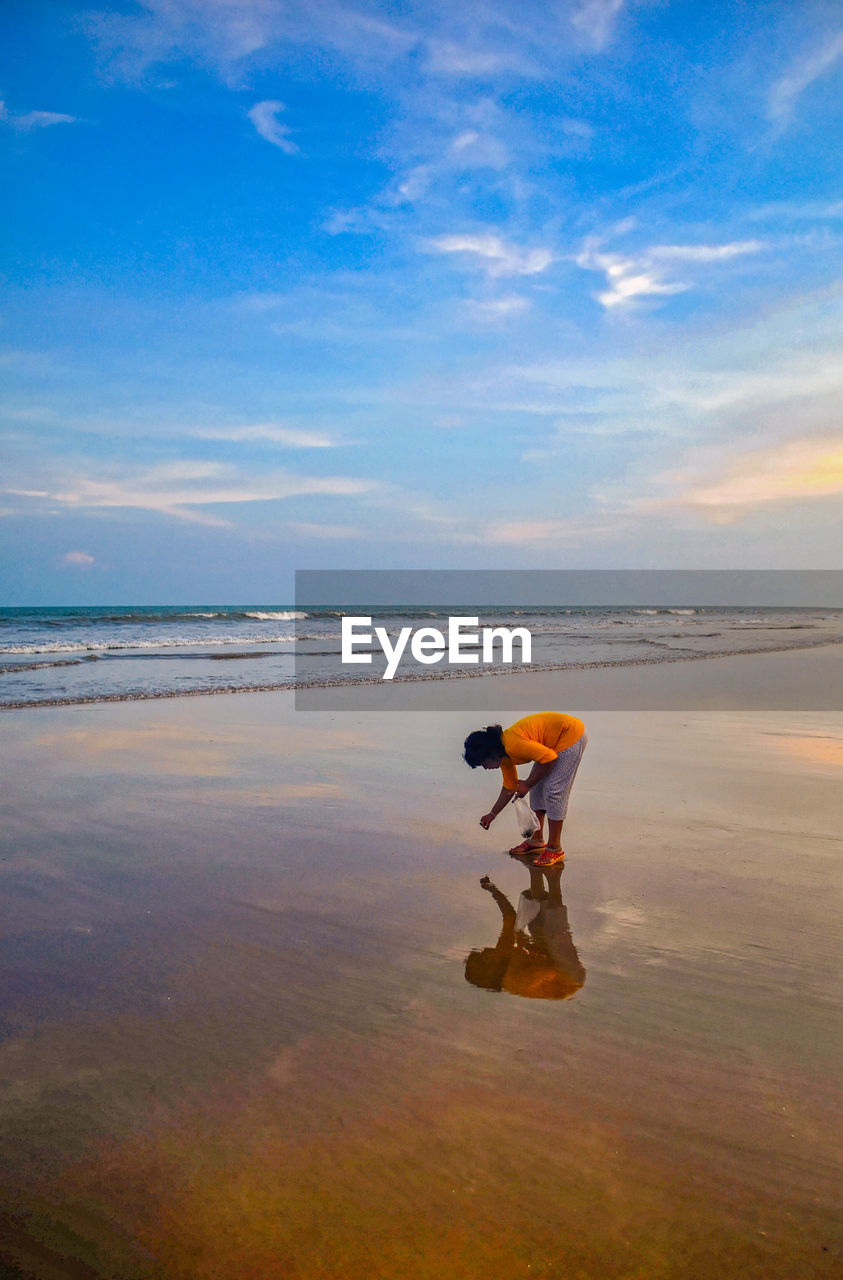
xmin=1 ymin=0 xmax=842 ymax=604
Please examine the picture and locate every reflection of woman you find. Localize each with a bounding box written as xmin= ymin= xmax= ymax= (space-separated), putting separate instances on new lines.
xmin=463 ymin=712 xmax=587 ymax=867
xmin=465 ymin=867 xmax=585 ymax=1000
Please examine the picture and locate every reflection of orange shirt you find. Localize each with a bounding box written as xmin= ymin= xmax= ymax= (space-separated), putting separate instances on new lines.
xmin=500 ymin=712 xmax=585 ymax=790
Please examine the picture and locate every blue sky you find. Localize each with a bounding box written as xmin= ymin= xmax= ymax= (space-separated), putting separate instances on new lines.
xmin=1 ymin=0 xmax=842 ymax=603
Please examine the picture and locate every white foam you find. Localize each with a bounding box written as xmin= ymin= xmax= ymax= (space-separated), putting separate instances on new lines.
xmin=244 ymin=611 xmax=309 ymax=621
xmin=0 ymin=634 xmax=299 ymax=655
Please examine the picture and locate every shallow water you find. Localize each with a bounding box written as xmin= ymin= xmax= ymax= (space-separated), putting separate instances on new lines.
xmin=0 ymin=693 xmax=841 ymax=1277
xmin=3 ymin=604 xmax=842 ymax=708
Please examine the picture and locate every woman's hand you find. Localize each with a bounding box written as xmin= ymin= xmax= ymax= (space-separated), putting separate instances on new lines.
xmin=479 ymin=812 xmax=496 ymax=829
xmin=513 ymin=780 xmax=531 ymax=798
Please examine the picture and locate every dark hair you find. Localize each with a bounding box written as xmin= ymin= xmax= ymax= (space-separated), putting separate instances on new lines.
xmin=463 ymin=724 xmax=505 ymax=768
xmin=464 ymin=947 xmax=507 ymax=991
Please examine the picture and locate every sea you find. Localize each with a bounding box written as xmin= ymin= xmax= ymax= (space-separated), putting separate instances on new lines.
xmin=1 ymin=604 xmax=842 ymax=709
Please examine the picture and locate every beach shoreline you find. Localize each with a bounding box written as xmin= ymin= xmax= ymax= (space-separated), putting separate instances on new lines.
xmin=1 ymin=635 xmax=841 ymax=712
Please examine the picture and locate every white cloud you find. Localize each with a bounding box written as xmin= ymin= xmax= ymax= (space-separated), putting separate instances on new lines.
xmin=477 ymin=283 xmax=843 ymax=451
xmin=64 ymin=551 xmax=95 ymax=567
xmin=86 ymin=0 xmax=416 ymax=84
xmin=392 ymin=165 xmax=431 ymax=203
xmin=575 ymin=237 xmax=765 ymax=309
xmin=7 ymin=461 xmax=375 ymax=525
xmin=388 ymin=121 xmax=512 ymax=208
xmin=429 ymin=232 xmax=554 ymax=277
xmin=247 ymin=100 xmax=299 ymax=154
xmin=575 ymin=242 xmax=685 ymax=308
xmin=570 ymin=0 xmax=625 ymax=50
xmin=767 ymin=30 xmax=843 ymax=127
xmin=648 ymin=241 xmax=764 ymax=264
xmin=745 ymin=198 xmax=843 ymax=222
xmin=447 ymin=129 xmax=509 ymax=169
xmin=424 ymin=38 xmax=537 ymax=77
xmin=16 ymin=110 xmax=78 ymax=130
xmin=1 ymin=101 xmax=78 ymax=130
xmin=557 ymin=117 xmax=594 ymax=140
xmin=83 ymin=0 xmax=631 ymax=92
xmin=192 ymin=423 xmax=338 ymax=447
xmin=465 ymin=295 xmax=530 ymax=322
xmin=652 ymin=356 xmax=843 ymax=415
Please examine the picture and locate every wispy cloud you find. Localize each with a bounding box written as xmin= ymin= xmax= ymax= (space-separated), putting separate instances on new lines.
xmin=423 ymin=38 xmax=538 ymax=78
xmin=648 ymin=242 xmax=765 ymax=264
xmin=1 ymin=100 xmax=78 ymax=129
xmin=745 ymin=198 xmax=843 ymax=222
xmin=192 ymin=423 xmax=338 ymax=447
xmin=767 ymin=30 xmax=843 ymax=128
xmin=287 ymin=521 xmax=360 ymax=539
xmin=247 ymin=100 xmax=299 ymax=154
xmin=486 ymin=515 xmax=624 ymax=545
xmin=570 ymin=0 xmax=625 ymax=51
xmin=390 ymin=130 xmax=511 ymax=207
xmin=429 ymin=232 xmax=554 ymax=277
xmin=482 ymin=282 xmax=843 ymax=443
xmin=446 ymin=128 xmax=510 ymax=170
xmin=85 ymin=0 xmax=626 ymax=87
xmin=6 ymin=462 xmax=375 ymax=525
xmin=465 ymin=295 xmax=530 ymax=323
xmin=63 ymin=550 xmax=95 ymax=567
xmin=576 ymin=244 xmax=687 ymax=309
xmin=651 ymin=355 xmax=843 ymax=415
xmin=575 ymin=237 xmax=765 ymax=308
xmin=385 ymin=109 xmax=516 ymax=210
xmin=85 ymin=0 xmax=416 ymax=84
xmin=636 ymin=437 xmax=843 ymax=523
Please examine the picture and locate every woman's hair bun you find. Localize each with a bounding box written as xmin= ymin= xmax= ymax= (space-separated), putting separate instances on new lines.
xmin=463 ymin=724 xmax=505 ymax=767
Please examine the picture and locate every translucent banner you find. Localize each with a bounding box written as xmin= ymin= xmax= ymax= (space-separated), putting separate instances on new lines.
xmin=293 ymin=570 xmax=843 ymax=710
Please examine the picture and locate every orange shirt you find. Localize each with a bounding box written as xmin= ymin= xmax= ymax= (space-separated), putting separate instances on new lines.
xmin=500 ymin=712 xmax=586 ymax=790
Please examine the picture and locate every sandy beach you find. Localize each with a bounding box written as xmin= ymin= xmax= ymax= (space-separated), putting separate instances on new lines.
xmin=1 ymin=648 xmax=841 ymax=1278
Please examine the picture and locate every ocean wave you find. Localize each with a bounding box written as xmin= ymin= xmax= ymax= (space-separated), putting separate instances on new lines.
xmin=244 ymin=611 xmax=309 ymax=621
xmin=3 ymin=634 xmax=840 ymax=711
xmin=0 ymin=634 xmax=299 ymax=655
xmin=0 ymin=607 xmax=309 ymax=626
xmin=0 ymin=657 xmax=89 ymax=674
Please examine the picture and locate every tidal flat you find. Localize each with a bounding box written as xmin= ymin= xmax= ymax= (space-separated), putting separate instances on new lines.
xmin=1 ymin=658 xmax=841 ymax=1278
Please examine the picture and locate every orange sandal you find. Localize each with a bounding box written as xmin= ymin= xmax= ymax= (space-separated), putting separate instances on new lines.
xmin=509 ymin=840 xmax=546 ymax=856
xmin=532 ymin=848 xmax=565 ymax=867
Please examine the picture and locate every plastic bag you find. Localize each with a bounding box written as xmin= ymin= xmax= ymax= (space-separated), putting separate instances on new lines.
xmin=512 ymin=794 xmax=540 ymax=840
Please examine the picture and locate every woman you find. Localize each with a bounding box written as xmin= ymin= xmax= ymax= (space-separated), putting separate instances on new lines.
xmin=463 ymin=712 xmax=587 ymax=868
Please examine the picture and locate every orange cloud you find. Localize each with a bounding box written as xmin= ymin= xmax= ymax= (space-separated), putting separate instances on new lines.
xmin=640 ymin=437 xmax=843 ymax=522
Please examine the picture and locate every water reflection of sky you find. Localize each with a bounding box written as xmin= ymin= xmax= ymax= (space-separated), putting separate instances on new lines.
xmin=1 ymin=698 xmax=841 ymax=1277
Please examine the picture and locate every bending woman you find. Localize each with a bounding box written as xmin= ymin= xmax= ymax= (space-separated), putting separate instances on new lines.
xmin=463 ymin=712 xmax=587 ymax=868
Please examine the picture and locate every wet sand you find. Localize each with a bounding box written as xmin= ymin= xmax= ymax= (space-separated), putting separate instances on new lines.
xmin=1 ymin=652 xmax=841 ymax=1278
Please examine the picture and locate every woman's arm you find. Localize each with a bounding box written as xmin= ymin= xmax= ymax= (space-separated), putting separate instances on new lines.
xmin=514 ymin=758 xmax=555 ymax=797
xmin=480 ymin=876 xmax=517 ymax=925
xmin=479 ymin=785 xmax=516 ymax=828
